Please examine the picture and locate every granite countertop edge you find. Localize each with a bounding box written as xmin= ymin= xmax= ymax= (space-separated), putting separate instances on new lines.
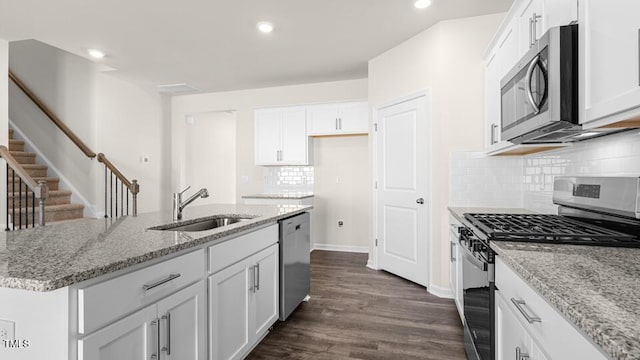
xmin=242 ymin=193 xmax=314 ymax=200
xmin=491 ymin=242 xmax=630 ymax=360
xmin=0 ymin=207 xmax=311 ymax=292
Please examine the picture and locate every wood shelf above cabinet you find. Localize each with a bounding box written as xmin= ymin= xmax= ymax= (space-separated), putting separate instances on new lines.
xmin=487 ymin=143 xmax=570 ymax=156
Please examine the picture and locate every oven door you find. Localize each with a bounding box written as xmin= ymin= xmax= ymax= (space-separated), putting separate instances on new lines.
xmin=460 ymin=244 xmax=494 ymax=360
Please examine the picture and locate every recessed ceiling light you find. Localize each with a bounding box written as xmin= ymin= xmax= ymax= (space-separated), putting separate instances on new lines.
xmin=88 ymin=49 xmax=105 ymax=59
xmin=257 ymin=22 xmax=274 ymax=33
xmin=414 ymin=0 xmax=432 ymax=9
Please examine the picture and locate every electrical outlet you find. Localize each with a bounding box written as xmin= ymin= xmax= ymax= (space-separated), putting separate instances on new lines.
xmin=336 ymin=176 xmax=343 ymax=184
xmin=0 ymin=320 xmax=15 ymax=341
xmin=140 ymin=155 xmax=150 ymax=164
xmin=338 ymin=220 xmax=344 ymax=228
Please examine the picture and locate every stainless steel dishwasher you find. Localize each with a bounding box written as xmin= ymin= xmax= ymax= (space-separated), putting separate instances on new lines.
xmin=278 ymin=212 xmax=310 ymax=321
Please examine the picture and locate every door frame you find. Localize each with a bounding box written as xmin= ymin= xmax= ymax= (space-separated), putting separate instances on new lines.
xmin=371 ymin=89 xmax=433 ymax=290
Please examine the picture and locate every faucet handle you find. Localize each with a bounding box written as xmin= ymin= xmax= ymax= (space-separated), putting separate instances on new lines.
xmin=178 ymin=185 xmax=191 ymax=195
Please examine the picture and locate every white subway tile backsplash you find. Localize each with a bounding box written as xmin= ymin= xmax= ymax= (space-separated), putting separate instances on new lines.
xmin=264 ymin=166 xmax=314 ymax=192
xmin=450 ymin=131 xmax=640 ymax=214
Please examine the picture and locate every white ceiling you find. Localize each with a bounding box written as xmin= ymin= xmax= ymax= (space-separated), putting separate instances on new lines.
xmin=0 ymin=0 xmax=512 ymax=93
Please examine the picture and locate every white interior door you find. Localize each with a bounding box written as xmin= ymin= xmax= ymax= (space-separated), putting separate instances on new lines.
xmin=184 ymin=111 xmax=237 ymax=204
xmin=376 ymin=95 xmax=429 ymax=287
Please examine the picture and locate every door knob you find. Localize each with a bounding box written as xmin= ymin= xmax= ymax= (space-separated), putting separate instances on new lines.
xmin=416 ymin=198 xmax=425 ymax=204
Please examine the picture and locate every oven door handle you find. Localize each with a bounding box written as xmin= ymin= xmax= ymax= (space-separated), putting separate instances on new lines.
xmin=458 ymin=243 xmax=488 ymax=271
xmin=525 ymin=55 xmax=541 ymax=115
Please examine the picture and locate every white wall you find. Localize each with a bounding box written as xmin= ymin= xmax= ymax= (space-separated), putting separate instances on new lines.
xmin=368 ymin=14 xmax=504 ymax=289
xmin=8 ymin=40 xmax=169 ymax=215
xmin=171 ymin=79 xmax=368 ymax=247
xmin=0 ymin=39 xmax=8 ymax=227
xmin=182 ymin=111 xmax=236 ymax=204
xmin=313 ymin=136 xmax=369 ymax=251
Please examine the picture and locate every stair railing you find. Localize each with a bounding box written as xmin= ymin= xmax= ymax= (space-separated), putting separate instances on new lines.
xmin=0 ymin=145 xmax=48 ymax=229
xmin=8 ymin=70 xmax=140 ymax=218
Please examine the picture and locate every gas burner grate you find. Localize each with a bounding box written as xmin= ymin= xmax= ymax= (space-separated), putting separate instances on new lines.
xmin=464 ymin=213 xmax=637 ymax=244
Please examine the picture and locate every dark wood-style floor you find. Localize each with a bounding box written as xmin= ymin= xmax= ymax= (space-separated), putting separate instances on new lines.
xmin=248 ymin=251 xmax=466 ymax=360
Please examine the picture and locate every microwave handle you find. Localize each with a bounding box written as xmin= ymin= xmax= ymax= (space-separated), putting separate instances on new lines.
xmin=525 ymin=55 xmax=541 ymax=115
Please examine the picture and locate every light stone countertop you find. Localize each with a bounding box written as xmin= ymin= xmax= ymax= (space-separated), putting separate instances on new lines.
xmin=0 ymin=203 xmax=311 ymax=292
xmin=242 ymin=192 xmax=314 ymax=200
xmin=492 ymin=241 xmax=640 ymax=360
xmin=448 ymin=206 xmax=640 ymax=359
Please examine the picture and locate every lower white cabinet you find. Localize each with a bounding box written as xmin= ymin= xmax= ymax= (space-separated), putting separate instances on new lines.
xmin=209 ymin=244 xmax=279 ymax=360
xmin=448 ymin=215 xmax=464 ymax=320
xmin=495 ymin=257 xmax=606 ymax=360
xmin=79 ymin=281 xmax=206 ymax=360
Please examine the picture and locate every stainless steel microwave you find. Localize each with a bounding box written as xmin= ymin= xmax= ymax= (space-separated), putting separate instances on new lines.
xmin=501 ymin=24 xmax=579 ymax=144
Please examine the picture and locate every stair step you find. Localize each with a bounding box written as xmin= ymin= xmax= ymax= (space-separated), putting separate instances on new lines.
xmin=8 ymin=164 xmax=48 ymax=178
xmin=10 ymin=204 xmax=84 ymax=225
xmin=8 ymin=190 xmax=72 ymax=207
xmin=11 ymin=177 xmax=60 ymax=190
xmin=9 ymin=128 xmax=14 ymax=140
xmin=9 ymin=139 xmax=25 ymax=152
xmin=9 ymin=151 xmax=36 ymax=164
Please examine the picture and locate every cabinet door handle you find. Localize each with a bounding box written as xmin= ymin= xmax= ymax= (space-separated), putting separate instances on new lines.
xmin=490 ymin=123 xmax=499 ymax=144
xmin=254 ymin=264 xmax=260 ymax=291
xmin=510 ymin=298 xmax=542 ymax=323
xmin=532 ymin=13 xmax=541 ymax=45
xmin=339 ymin=117 xmax=342 ymax=130
xmin=529 ymin=17 xmax=534 ymax=48
xmin=335 ymin=118 xmax=339 ymax=130
xmin=161 ymin=312 xmax=171 ymax=355
xmin=150 ymin=318 xmax=160 ymax=360
xmin=450 ymin=241 xmax=456 ymax=262
xmin=516 ymin=346 xmax=530 ymax=360
xmin=143 ymin=273 xmax=181 ymax=291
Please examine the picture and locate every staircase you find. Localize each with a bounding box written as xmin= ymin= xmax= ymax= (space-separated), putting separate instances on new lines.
xmin=8 ymin=128 xmax=85 ymax=224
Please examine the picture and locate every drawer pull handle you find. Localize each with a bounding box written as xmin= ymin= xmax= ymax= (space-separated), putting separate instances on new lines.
xmin=516 ymin=346 xmax=530 ymax=360
xmin=143 ymin=273 xmax=181 ymax=291
xmin=511 ymin=298 xmax=541 ymax=323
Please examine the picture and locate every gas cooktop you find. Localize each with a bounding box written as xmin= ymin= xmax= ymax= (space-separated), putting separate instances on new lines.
xmin=464 ymin=213 xmax=640 ymax=247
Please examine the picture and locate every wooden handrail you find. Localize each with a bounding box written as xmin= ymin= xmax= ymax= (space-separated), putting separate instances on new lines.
xmin=8 ymin=70 xmax=97 ymax=159
xmin=0 ymin=145 xmax=48 ymax=226
xmin=0 ymin=145 xmax=39 ymax=191
xmin=97 ymin=153 xmax=139 ymax=194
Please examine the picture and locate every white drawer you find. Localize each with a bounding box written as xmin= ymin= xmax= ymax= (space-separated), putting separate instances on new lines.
xmin=209 ymin=224 xmax=278 ymax=274
xmin=79 ymin=249 xmax=205 ymax=335
xmin=495 ymin=257 xmax=607 ymax=360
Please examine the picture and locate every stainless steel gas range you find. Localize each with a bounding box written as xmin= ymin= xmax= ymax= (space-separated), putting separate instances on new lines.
xmin=458 ymin=176 xmax=640 ymax=360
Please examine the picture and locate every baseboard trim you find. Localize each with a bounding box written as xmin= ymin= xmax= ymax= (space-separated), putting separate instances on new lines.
xmin=365 ymin=259 xmax=378 ymax=270
xmin=9 ymin=120 xmax=98 ymax=218
xmin=428 ymin=284 xmax=454 ymax=299
xmin=312 ymin=244 xmax=369 ymax=254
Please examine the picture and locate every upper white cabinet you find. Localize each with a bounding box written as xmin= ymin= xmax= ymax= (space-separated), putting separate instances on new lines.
xmin=483 ymin=0 xmax=577 ymax=153
xmin=580 ymin=0 xmax=640 ymax=128
xmin=255 ymin=106 xmax=311 ymax=165
xmin=484 ymin=17 xmax=518 ymax=151
xmin=307 ymin=101 xmax=368 ymax=136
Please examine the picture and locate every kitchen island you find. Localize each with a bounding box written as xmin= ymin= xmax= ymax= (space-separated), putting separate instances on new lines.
xmin=0 ymin=203 xmax=311 ymax=360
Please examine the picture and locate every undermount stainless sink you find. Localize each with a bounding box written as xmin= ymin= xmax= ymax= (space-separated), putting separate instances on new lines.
xmin=150 ymin=216 xmax=255 ymax=232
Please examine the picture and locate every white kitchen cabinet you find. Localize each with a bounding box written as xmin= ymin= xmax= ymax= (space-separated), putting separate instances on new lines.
xmin=255 ymin=106 xmax=311 ymax=165
xmin=495 ymin=257 xmax=607 ymax=360
xmin=516 ymin=0 xmax=543 ymax=54
xmin=495 ymin=291 xmax=534 ymax=360
xmin=448 ymin=215 xmax=464 ymax=320
xmin=580 ymin=0 xmax=640 ymax=128
xmin=79 ymin=282 xmax=206 ymax=360
xmin=157 ymin=282 xmax=207 ymax=360
xmin=209 ymin=243 xmax=279 ymax=360
xmin=306 ymin=101 xmax=368 ymax=136
xmin=484 ymin=17 xmax=518 ymax=151
xmin=79 ymin=305 xmax=158 ymax=360
xmin=542 ymin=0 xmax=577 ymax=33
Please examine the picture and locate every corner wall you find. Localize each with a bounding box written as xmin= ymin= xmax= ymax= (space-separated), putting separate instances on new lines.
xmin=8 ymin=40 xmax=169 ymax=214
xmin=368 ymin=13 xmax=505 ymax=289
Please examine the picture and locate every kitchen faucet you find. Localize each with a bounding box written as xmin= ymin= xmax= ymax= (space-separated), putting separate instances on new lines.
xmin=173 ymin=186 xmax=209 ymax=220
